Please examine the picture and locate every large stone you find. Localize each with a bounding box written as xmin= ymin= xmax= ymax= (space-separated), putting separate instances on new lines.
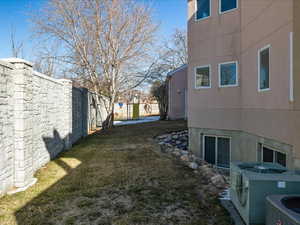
xmin=200 ymin=165 xmax=215 ymax=178
xmin=160 ymin=144 xmax=167 ymax=153
xmin=181 ymin=136 xmax=188 ymax=141
xmin=174 ymin=147 xmax=181 ymax=151
xmin=182 ymin=141 xmax=188 ymax=146
xmin=165 ymin=136 xmax=172 ymax=142
xmin=172 ymin=150 xmax=181 ymax=157
xmin=188 ymin=162 xmax=198 ymax=169
xmin=180 ymin=155 xmax=189 ymax=162
xmin=181 ymin=150 xmax=189 ymax=155
xmin=210 ymin=174 xmax=226 ymax=188
xmin=166 ymin=143 xmax=173 ymax=148
xmin=175 ymin=140 xmax=181 ymax=145
xmin=158 ymin=134 xmax=169 ymax=139
xmin=172 ymin=135 xmax=179 ymax=139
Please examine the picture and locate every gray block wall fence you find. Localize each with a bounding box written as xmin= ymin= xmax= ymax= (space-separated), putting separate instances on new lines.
xmin=0 ymin=58 xmax=105 ymax=195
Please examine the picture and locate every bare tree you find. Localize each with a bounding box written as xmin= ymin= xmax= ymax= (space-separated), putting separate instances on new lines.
xmin=33 ymin=44 xmax=59 ymax=77
xmin=10 ymin=25 xmax=24 ymax=58
xmin=147 ymin=29 xmax=187 ymax=120
xmin=147 ymin=29 xmax=187 ymax=82
xmin=150 ymin=80 xmax=168 ymax=120
xmin=32 ymin=0 xmax=157 ymax=129
xmin=161 ymin=29 xmax=187 ymax=68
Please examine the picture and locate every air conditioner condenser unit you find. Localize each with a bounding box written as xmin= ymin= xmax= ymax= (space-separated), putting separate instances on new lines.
xmin=230 ymin=162 xmax=300 ymax=225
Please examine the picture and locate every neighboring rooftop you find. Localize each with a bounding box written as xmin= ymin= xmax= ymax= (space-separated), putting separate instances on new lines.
xmin=167 ymin=64 xmax=187 ymax=77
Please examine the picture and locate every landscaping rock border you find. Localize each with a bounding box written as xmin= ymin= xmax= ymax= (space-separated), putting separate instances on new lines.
xmin=155 ymin=130 xmax=229 ymax=194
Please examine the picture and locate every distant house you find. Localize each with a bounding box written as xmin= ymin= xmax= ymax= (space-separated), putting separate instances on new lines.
xmin=188 ymin=0 xmax=300 ymax=169
xmin=167 ymin=64 xmax=187 ymax=120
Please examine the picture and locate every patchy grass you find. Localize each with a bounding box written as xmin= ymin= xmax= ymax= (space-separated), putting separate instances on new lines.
xmin=0 ymin=120 xmax=232 ymax=225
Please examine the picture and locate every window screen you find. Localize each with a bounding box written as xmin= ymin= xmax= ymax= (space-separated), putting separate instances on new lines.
xmin=275 ymin=151 xmax=286 ymax=167
xmin=220 ymin=62 xmax=237 ymax=86
xmin=204 ymin=136 xmax=216 ymax=165
xmin=217 ymin=137 xmax=230 ymax=168
xmin=195 ymin=66 xmax=210 ymax=88
xmin=261 ymin=145 xmax=287 ymax=167
xmin=196 ymin=0 xmax=210 ymax=20
xmin=263 ymin=146 xmax=274 ymax=163
xmin=220 ymin=0 xmax=237 ymax=13
xmin=259 ymin=47 xmax=270 ymax=90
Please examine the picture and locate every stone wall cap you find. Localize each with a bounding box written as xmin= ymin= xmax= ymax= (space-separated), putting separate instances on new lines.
xmin=33 ymin=71 xmax=64 ymax=86
xmin=59 ymin=79 xmax=73 ymax=84
xmin=1 ymin=58 xmax=33 ymax=67
xmin=0 ymin=59 xmax=14 ymax=69
xmin=167 ymin=64 xmax=187 ymax=78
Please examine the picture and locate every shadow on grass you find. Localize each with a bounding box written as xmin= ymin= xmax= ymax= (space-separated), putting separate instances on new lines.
xmin=14 ymin=129 xmax=99 ymax=225
xmin=11 ymin=120 xmax=232 ymax=225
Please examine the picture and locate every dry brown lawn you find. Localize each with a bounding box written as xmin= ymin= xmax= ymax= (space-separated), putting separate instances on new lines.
xmin=0 ymin=120 xmax=232 ymax=225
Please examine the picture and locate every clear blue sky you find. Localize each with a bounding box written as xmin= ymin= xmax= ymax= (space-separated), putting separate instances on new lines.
xmin=151 ymin=0 xmax=187 ymax=38
xmin=0 ymin=0 xmax=187 ymax=60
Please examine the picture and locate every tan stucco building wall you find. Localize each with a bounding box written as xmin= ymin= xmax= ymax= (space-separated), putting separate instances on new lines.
xmin=188 ymin=0 xmax=300 ymax=169
xmin=167 ymin=65 xmax=188 ymax=120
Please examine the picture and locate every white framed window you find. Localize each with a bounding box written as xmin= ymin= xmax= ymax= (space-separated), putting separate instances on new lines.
xmin=218 ymin=61 xmax=238 ymax=87
xmin=219 ymin=0 xmax=238 ymax=14
xmin=195 ymin=65 xmax=211 ymax=89
xmin=203 ymin=135 xmax=231 ymax=168
xmin=195 ymin=0 xmax=211 ymax=21
xmin=258 ymin=45 xmax=271 ymax=91
xmin=257 ymin=143 xmax=286 ymax=167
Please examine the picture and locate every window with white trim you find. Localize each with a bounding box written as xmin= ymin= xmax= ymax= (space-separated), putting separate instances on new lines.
xmin=219 ymin=61 xmax=238 ymax=87
xmin=196 ymin=0 xmax=211 ymax=20
xmin=258 ymin=46 xmax=270 ymax=91
xmin=203 ymin=135 xmax=230 ymax=168
xmin=219 ymin=0 xmax=238 ymax=13
xmin=195 ymin=65 xmax=211 ymax=88
xmin=257 ymin=143 xmax=286 ymax=167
